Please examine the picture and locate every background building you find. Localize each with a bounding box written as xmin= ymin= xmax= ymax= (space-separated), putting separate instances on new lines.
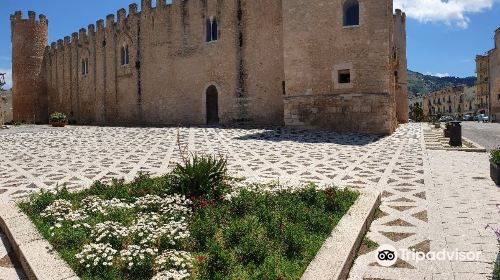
xmin=419 ymin=85 xmax=468 ymax=118
xmin=475 ymin=28 xmax=500 ymax=122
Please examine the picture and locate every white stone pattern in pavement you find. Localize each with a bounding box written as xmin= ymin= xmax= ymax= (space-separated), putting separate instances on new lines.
xmin=0 ymin=124 xmax=497 ymax=280
xmin=0 ymin=232 xmax=26 ymax=280
xmin=0 ymin=125 xmax=394 ymax=200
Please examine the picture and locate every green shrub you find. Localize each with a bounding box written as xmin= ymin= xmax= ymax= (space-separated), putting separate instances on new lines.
xmin=283 ymin=223 xmax=306 ymax=258
xmin=493 ymin=253 xmax=500 ymax=280
xmin=199 ymin=241 xmax=234 ymax=280
xmin=491 ymin=148 xmax=500 ymax=166
xmin=170 ymin=154 xmax=230 ymax=200
xmin=49 ymin=112 xmax=67 ymax=123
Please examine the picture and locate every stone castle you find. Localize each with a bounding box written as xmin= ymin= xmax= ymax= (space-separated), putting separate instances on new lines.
xmin=11 ymin=0 xmax=408 ymax=134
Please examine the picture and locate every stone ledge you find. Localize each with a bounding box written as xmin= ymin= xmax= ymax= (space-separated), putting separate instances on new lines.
xmin=0 ymin=202 xmax=78 ymax=280
xmin=301 ymin=190 xmax=381 ymax=280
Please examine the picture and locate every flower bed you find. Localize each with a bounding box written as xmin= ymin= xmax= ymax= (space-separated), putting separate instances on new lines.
xmin=20 ymin=166 xmax=358 ymax=279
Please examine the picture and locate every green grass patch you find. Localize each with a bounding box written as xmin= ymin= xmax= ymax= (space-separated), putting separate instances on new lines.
xmin=494 ymin=251 xmax=500 ymax=280
xmin=19 ymin=166 xmax=358 ymax=280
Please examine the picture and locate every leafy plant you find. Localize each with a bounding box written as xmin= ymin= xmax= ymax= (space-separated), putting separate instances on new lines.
xmin=170 ymin=154 xmax=230 ymax=200
xmin=49 ymin=112 xmax=67 ymax=123
xmin=491 ymin=148 xmax=500 ymax=166
xmin=409 ymin=103 xmax=424 ymax=122
xmin=20 ymin=167 xmax=359 ymax=280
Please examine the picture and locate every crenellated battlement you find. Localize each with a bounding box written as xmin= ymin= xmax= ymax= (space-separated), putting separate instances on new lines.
xmin=10 ymin=10 xmax=48 ymax=25
xmin=44 ymin=0 xmax=213 ymax=55
xmin=394 ymin=9 xmax=406 ymax=22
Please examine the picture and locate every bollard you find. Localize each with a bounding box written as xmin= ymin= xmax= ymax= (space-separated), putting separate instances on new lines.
xmin=449 ymin=121 xmax=462 ymax=147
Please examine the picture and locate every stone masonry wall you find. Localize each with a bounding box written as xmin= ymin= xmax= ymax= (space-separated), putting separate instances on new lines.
xmin=284 ymin=93 xmax=394 ymax=134
xmin=281 ymin=0 xmax=398 ymax=134
xmin=41 ymin=0 xmax=284 ymax=126
xmin=12 ymin=0 xmax=402 ymax=132
xmin=393 ymin=10 xmax=409 ymax=123
xmin=10 ymin=11 xmax=48 ymax=123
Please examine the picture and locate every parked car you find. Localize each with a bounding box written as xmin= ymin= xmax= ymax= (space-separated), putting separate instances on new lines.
xmin=480 ymin=114 xmax=489 ymax=122
xmin=438 ymin=116 xmax=453 ymax=122
xmin=463 ymin=114 xmax=474 ymax=121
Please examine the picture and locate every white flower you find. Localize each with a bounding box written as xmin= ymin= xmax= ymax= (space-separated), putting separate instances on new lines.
xmin=152 ymin=269 xmax=190 ymax=280
xmin=154 ymin=250 xmax=193 ymax=272
xmin=76 ymin=243 xmax=117 ymax=269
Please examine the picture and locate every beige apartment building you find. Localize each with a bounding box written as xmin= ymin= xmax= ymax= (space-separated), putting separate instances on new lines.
xmin=422 ymin=85 xmax=466 ymax=117
xmin=475 ymin=28 xmax=500 ymax=122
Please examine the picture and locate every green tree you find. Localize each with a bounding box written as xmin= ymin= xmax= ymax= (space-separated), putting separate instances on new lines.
xmin=409 ymin=103 xmax=424 ymax=122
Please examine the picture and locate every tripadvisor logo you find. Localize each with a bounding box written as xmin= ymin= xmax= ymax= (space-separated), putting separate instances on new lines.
xmin=376 ymin=244 xmax=398 ymax=267
xmin=375 ymin=244 xmax=482 ymax=267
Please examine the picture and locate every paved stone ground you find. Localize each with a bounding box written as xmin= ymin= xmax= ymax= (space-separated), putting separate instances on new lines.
xmin=0 ymin=233 xmax=26 ymax=280
xmin=423 ymin=124 xmax=485 ymax=152
xmin=462 ymin=122 xmax=500 ymax=151
xmin=349 ymin=125 xmax=500 ymax=280
xmin=0 ymin=123 xmax=498 ymax=279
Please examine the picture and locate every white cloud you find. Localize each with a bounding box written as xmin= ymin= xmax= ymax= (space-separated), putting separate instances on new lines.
xmin=394 ymin=0 xmax=496 ymax=28
xmin=426 ymin=71 xmax=450 ymax=77
xmin=0 ymin=68 xmax=12 ymax=89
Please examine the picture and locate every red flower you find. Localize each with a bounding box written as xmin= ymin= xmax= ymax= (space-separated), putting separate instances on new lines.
xmin=197 ymin=199 xmax=210 ymax=208
xmin=198 ymin=255 xmax=206 ymax=263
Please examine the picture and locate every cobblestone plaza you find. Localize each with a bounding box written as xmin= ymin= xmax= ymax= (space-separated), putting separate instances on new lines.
xmin=0 ymin=124 xmax=499 ymax=279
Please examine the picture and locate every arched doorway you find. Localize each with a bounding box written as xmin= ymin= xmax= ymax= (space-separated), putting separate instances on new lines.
xmin=206 ymin=85 xmax=219 ymax=125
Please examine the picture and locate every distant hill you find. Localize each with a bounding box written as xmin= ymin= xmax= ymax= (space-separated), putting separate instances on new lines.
xmin=408 ymin=70 xmax=476 ymax=98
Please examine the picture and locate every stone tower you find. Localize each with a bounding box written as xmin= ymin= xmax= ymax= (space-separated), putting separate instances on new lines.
xmin=10 ymin=11 xmax=48 ymax=123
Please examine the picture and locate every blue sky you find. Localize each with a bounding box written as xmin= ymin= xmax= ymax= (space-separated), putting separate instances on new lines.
xmin=1 ymin=0 xmax=499 ymax=88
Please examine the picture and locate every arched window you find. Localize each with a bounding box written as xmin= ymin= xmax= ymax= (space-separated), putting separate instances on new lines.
xmin=81 ymin=58 xmax=89 ymax=75
xmin=206 ymin=17 xmax=218 ymax=42
xmin=206 ymin=19 xmax=212 ymax=42
xmin=120 ymin=45 xmax=129 ymax=66
xmin=212 ymin=18 xmax=218 ymax=41
xmin=120 ymin=47 xmax=125 ymax=65
xmin=344 ymin=0 xmax=359 ymax=26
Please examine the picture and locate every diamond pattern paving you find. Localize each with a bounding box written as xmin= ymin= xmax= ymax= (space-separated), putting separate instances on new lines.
xmin=0 ymin=123 xmax=497 ymax=280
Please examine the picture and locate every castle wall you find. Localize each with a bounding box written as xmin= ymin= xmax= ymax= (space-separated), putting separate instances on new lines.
xmin=11 ymin=11 xmax=48 ymax=123
xmin=41 ymin=0 xmax=284 ymax=126
xmin=281 ymin=0 xmax=398 ymax=134
xmin=393 ymin=9 xmax=408 ymax=123
xmin=13 ymin=0 xmax=403 ymax=133
xmin=238 ymin=0 xmax=284 ymax=124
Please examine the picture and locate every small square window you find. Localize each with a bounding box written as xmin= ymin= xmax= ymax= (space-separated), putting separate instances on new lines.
xmin=338 ymin=70 xmax=351 ymax=84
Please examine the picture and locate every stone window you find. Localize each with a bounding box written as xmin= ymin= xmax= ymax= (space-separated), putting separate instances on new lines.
xmin=338 ymin=70 xmax=351 ymax=84
xmin=206 ymin=17 xmax=218 ymax=42
xmin=498 ymin=94 xmax=500 ymax=100
xmin=343 ymin=0 xmax=359 ymax=27
xmin=81 ymin=58 xmax=89 ymax=75
xmin=120 ymin=45 xmax=129 ymax=66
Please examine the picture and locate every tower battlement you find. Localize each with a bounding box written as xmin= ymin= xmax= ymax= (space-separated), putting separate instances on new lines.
xmin=10 ymin=10 xmax=48 ymax=25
